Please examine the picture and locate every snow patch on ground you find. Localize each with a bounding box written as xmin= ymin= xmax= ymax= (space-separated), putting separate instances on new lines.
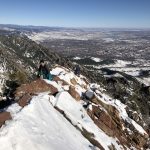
xmin=91 ymin=57 xmax=102 ymax=62
xmin=73 ymin=57 xmax=82 ymax=60
xmin=0 ymin=94 xmax=94 ymax=150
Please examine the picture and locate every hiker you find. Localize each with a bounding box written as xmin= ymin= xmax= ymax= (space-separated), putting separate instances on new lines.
xmin=74 ymin=65 xmax=80 ymax=76
xmin=37 ymin=60 xmax=52 ymax=80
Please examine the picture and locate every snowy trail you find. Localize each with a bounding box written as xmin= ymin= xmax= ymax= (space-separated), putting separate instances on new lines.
xmin=0 ymin=94 xmax=93 ymax=150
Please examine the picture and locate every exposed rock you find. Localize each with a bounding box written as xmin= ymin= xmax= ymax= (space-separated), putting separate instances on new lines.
xmin=104 ymin=75 xmax=150 ymax=130
xmin=15 ymin=79 xmax=58 ymax=99
xmin=108 ymin=144 xmax=117 ymax=150
xmin=81 ymin=77 xmax=89 ymax=85
xmin=87 ymin=96 xmax=149 ymax=149
xmin=0 ymin=112 xmax=12 ymax=127
xmin=81 ymin=128 xmax=105 ymax=150
xmin=91 ymin=96 xmax=121 ymax=122
xmin=68 ymin=86 xmax=81 ymax=101
xmin=88 ymin=105 xmax=116 ymax=137
xmin=17 ymin=94 xmax=32 ymax=107
xmin=70 ymin=78 xmax=77 ymax=85
xmin=80 ymin=84 xmax=88 ymax=90
xmin=53 ymin=76 xmax=69 ymax=86
xmin=71 ymin=77 xmax=88 ymax=89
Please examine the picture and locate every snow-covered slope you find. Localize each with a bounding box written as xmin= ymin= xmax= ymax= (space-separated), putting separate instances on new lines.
xmin=50 ymin=91 xmax=125 ymax=150
xmin=0 ymin=66 xmax=149 ymax=150
xmin=0 ymin=94 xmax=94 ymax=150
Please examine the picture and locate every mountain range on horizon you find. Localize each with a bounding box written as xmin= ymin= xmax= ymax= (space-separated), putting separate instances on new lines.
xmin=1 ymin=24 xmax=150 ymax=31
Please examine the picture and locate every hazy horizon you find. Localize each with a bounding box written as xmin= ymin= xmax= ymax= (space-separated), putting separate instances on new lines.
xmin=1 ymin=23 xmax=150 ymax=30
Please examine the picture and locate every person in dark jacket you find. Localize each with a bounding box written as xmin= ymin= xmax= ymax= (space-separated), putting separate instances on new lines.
xmin=38 ymin=60 xmax=52 ymax=80
xmin=74 ymin=65 xmax=81 ymax=76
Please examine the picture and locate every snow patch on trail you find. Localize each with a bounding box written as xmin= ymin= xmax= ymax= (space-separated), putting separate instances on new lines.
xmin=73 ymin=57 xmax=82 ymax=60
xmin=0 ymin=94 xmax=94 ymax=150
xmin=91 ymin=57 xmax=102 ymax=62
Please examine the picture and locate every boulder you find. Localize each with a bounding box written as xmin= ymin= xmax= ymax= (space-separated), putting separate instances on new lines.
xmin=68 ymin=86 xmax=81 ymax=101
xmin=0 ymin=112 xmax=12 ymax=127
xmin=15 ymin=79 xmax=58 ymax=99
xmin=80 ymin=84 xmax=88 ymax=90
xmin=70 ymin=78 xmax=77 ymax=85
xmin=18 ymin=94 xmax=32 ymax=107
xmin=53 ymin=76 xmax=69 ymax=86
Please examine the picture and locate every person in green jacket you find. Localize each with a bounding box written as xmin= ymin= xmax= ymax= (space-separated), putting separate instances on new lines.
xmin=37 ymin=60 xmax=52 ymax=80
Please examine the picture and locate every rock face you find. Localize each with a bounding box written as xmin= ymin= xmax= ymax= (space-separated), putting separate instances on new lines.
xmin=87 ymin=95 xmax=149 ymax=149
xmin=17 ymin=94 xmax=32 ymax=107
xmin=70 ymin=78 xmax=77 ymax=85
xmin=15 ymin=79 xmax=58 ymax=99
xmin=68 ymin=86 xmax=81 ymax=101
xmin=53 ymin=76 xmax=69 ymax=86
xmin=15 ymin=79 xmax=58 ymax=107
xmin=102 ymin=75 xmax=150 ymax=131
xmin=0 ymin=112 xmax=12 ymax=127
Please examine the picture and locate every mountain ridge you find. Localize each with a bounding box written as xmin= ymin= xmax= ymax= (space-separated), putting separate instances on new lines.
xmin=0 ymin=66 xmax=149 ymax=149
xmin=0 ymin=30 xmax=150 ymax=149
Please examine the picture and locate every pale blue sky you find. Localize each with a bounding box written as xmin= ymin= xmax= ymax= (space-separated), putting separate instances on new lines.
xmin=0 ymin=0 xmax=150 ymax=28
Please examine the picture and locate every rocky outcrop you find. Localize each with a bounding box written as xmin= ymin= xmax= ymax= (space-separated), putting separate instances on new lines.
xmin=15 ymin=79 xmax=58 ymax=99
xmin=87 ymin=95 xmax=149 ymax=149
xmin=68 ymin=86 xmax=81 ymax=101
xmin=17 ymin=94 xmax=32 ymax=107
xmin=53 ymin=76 xmax=69 ymax=86
xmin=70 ymin=78 xmax=77 ymax=85
xmin=15 ymin=79 xmax=58 ymax=107
xmin=79 ymin=86 xmax=149 ymax=149
xmin=0 ymin=112 xmax=12 ymax=127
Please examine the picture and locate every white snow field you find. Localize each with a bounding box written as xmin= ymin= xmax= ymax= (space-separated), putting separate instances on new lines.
xmin=0 ymin=93 xmax=94 ymax=150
